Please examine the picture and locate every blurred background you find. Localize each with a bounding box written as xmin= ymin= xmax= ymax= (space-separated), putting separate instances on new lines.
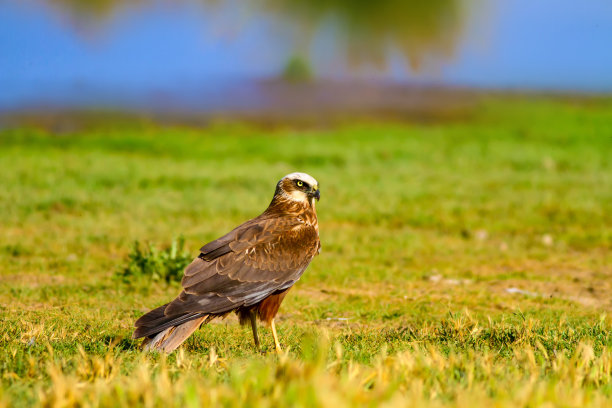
xmin=1 ymin=0 xmax=611 ymax=118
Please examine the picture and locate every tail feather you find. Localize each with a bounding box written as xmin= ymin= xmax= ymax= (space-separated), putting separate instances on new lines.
xmin=133 ymin=303 xmax=208 ymax=351
xmin=135 ymin=312 xmax=206 ymax=339
xmin=142 ymin=316 xmax=207 ymax=353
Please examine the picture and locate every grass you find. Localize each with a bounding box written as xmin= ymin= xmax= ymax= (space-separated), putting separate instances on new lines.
xmin=0 ymin=97 xmax=611 ymax=407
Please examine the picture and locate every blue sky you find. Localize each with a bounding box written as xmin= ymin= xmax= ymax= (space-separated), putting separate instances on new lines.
xmin=1 ymin=0 xmax=611 ymax=109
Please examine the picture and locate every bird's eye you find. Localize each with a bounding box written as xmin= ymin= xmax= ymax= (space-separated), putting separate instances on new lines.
xmin=296 ymin=181 xmax=304 ymax=187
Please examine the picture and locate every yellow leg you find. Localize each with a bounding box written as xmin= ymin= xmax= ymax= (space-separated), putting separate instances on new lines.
xmin=270 ymin=319 xmax=282 ymax=352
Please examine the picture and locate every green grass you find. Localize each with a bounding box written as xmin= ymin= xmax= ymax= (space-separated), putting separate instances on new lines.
xmin=1 ymin=97 xmax=611 ymax=407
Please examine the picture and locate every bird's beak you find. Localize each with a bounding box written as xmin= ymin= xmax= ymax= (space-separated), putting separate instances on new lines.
xmin=312 ymin=187 xmax=320 ymax=201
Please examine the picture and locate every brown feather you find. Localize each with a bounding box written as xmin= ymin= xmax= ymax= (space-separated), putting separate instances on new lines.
xmin=142 ymin=316 xmax=206 ymax=353
xmin=257 ymin=288 xmax=291 ymax=324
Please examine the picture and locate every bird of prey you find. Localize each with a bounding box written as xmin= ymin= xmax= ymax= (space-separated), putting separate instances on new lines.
xmin=133 ymin=172 xmax=321 ymax=353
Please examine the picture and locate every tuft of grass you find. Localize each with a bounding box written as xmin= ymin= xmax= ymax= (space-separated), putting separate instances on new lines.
xmin=115 ymin=237 xmax=192 ymax=285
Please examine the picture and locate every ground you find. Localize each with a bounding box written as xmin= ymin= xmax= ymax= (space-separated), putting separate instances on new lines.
xmin=0 ymin=97 xmax=611 ymax=407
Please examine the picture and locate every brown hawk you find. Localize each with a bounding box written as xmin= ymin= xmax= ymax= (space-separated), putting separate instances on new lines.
xmin=133 ymin=172 xmax=321 ymax=352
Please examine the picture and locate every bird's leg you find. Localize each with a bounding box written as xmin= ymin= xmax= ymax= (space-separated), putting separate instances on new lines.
xmin=249 ymin=311 xmax=260 ymax=350
xmin=270 ymin=319 xmax=282 ymax=352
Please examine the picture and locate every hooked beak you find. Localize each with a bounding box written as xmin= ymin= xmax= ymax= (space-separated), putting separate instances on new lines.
xmin=312 ymin=186 xmax=320 ymax=201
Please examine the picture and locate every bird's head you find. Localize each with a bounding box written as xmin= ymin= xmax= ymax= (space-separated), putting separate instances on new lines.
xmin=275 ymin=172 xmax=320 ymax=204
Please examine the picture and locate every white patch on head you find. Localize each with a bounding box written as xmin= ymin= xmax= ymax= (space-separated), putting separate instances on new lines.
xmin=279 ymin=172 xmax=319 ymax=203
xmin=283 ymin=172 xmax=318 ymax=187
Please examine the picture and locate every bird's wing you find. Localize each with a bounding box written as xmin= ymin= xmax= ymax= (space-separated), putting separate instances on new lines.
xmin=164 ymin=215 xmax=319 ymax=316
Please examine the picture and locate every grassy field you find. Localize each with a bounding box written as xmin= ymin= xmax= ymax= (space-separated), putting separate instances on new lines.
xmin=1 ymin=98 xmax=611 ymax=407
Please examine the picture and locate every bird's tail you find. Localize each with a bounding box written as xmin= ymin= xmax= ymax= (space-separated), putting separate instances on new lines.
xmin=133 ymin=303 xmax=207 ymax=353
xmin=141 ymin=317 xmax=207 ymax=352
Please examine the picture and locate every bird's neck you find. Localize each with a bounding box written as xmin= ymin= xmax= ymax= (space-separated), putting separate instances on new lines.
xmin=264 ymin=195 xmax=317 ymax=221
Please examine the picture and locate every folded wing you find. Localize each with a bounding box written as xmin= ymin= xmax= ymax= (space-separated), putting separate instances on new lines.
xmin=164 ymin=215 xmax=319 ymax=316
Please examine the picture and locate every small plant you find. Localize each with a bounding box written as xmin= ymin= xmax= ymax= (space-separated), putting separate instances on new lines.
xmin=116 ymin=236 xmax=192 ymax=285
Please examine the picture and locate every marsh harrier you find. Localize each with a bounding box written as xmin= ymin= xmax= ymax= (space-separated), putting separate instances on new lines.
xmin=133 ymin=172 xmax=321 ymax=352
